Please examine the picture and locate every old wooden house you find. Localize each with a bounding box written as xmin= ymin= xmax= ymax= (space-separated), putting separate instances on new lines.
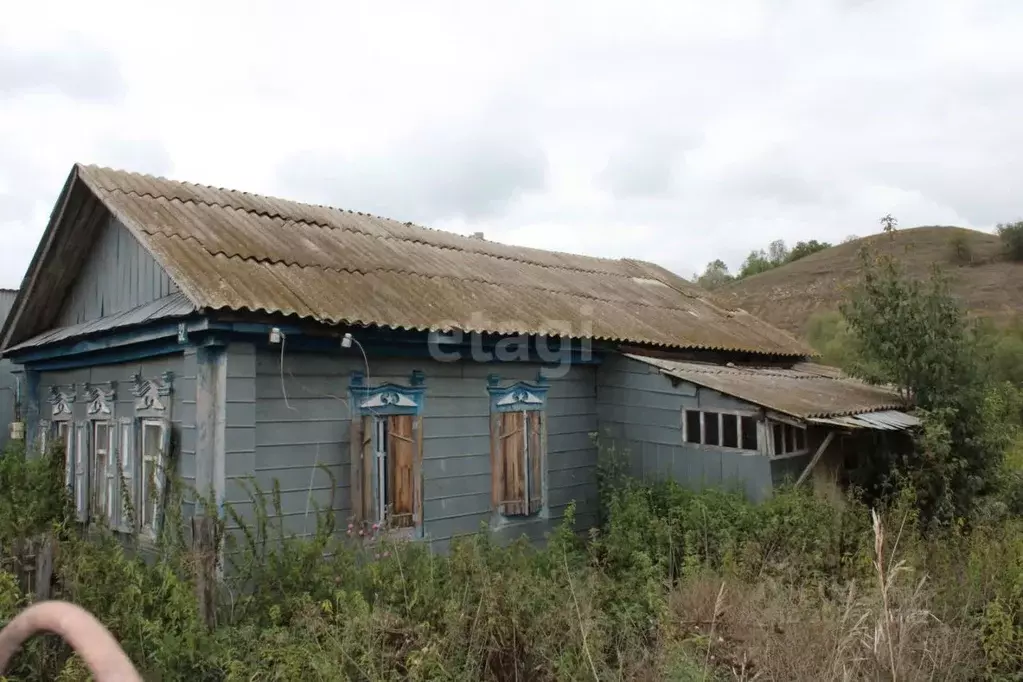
xmin=0 ymin=164 xmax=917 ymax=549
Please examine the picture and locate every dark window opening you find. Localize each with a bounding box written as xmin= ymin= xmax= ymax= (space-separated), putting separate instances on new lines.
xmin=795 ymin=427 xmax=806 ymax=451
xmin=704 ymin=412 xmax=720 ymax=446
xmin=740 ymin=416 xmax=758 ymax=450
xmin=721 ymin=414 xmax=738 ymax=448
xmin=773 ymin=424 xmax=784 ymax=454
xmin=685 ymin=411 xmax=701 ymax=444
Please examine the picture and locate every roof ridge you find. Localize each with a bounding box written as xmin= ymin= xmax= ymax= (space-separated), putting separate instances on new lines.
xmin=79 ymin=163 xmax=636 ymax=272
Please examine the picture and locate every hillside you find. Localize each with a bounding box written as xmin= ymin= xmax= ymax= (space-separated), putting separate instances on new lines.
xmin=716 ymin=226 xmax=1023 ymax=335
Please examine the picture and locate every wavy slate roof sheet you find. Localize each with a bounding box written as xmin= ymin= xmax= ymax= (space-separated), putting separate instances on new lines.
xmin=625 ymin=353 xmax=910 ymax=419
xmin=28 ymin=164 xmax=812 ymax=356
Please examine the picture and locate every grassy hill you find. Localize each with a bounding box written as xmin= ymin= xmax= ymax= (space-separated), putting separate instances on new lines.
xmin=716 ymin=226 xmax=1023 ymax=336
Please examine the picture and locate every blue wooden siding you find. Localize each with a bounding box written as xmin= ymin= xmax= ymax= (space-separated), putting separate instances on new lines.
xmin=0 ymin=290 xmax=20 ymax=450
xmin=595 ymin=354 xmax=774 ymax=502
xmin=223 ymin=344 xmax=599 ymax=550
xmin=33 ymin=352 xmax=195 ymax=499
xmin=56 ymin=216 xmax=178 ymax=327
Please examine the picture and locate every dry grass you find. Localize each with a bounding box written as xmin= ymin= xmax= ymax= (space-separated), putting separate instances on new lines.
xmin=663 ymin=510 xmax=980 ymax=681
xmin=716 ymin=226 xmax=1023 ymax=335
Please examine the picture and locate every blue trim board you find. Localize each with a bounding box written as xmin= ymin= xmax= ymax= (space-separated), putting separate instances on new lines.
xmin=348 ymin=370 xmax=427 ymax=417
xmin=11 ymin=314 xmax=608 ymax=368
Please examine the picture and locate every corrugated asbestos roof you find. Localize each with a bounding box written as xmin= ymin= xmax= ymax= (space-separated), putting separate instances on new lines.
xmin=625 ymin=353 xmax=912 ymax=419
xmin=7 ymin=292 xmax=195 ymax=352
xmin=809 ymin=411 xmax=920 ymax=430
xmin=41 ymin=164 xmax=811 ymax=357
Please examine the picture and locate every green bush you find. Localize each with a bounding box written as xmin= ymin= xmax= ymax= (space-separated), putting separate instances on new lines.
xmin=997 ymin=220 xmax=1023 ymax=262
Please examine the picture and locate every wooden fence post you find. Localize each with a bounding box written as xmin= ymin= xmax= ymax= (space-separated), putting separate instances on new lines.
xmin=190 ymin=517 xmax=217 ymax=630
xmin=34 ymin=534 xmax=56 ymax=602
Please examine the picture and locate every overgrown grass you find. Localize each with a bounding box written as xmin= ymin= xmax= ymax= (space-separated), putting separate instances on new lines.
xmin=3 ymin=441 xmax=1023 ymax=680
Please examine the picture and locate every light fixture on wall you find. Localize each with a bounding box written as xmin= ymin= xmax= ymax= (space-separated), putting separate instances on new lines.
xmin=341 ymin=332 xmax=353 ymax=349
xmin=269 ymin=327 xmax=282 ymax=344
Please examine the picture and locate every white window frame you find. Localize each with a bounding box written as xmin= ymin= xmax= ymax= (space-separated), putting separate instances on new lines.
xmin=681 ymin=408 xmax=761 ymax=453
xmin=91 ymin=420 xmax=115 ymax=523
xmin=373 ymin=417 xmax=388 ymax=525
xmin=766 ymin=418 xmax=810 ymax=460
xmin=139 ymin=418 xmax=169 ymax=537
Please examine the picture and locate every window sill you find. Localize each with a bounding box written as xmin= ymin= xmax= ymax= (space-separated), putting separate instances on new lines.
xmin=770 ymin=450 xmax=811 ymax=461
xmin=682 ymin=442 xmax=761 ymax=456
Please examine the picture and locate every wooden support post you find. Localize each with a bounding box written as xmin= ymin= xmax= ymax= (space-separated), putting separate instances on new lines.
xmin=34 ymin=535 xmax=56 ymax=602
xmin=796 ymin=431 xmax=836 ymax=487
xmin=190 ymin=516 xmax=217 ymax=630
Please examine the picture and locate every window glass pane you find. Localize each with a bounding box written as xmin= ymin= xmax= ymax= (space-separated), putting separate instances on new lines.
xmin=721 ymin=414 xmax=738 ymax=448
xmin=773 ymin=424 xmax=784 ymax=454
xmin=684 ymin=411 xmax=701 ymax=444
xmin=740 ymin=417 xmax=758 ymax=450
xmin=795 ymin=428 xmax=806 ymax=451
xmin=785 ymin=425 xmax=795 ymax=453
xmin=704 ymin=412 xmax=720 ymax=446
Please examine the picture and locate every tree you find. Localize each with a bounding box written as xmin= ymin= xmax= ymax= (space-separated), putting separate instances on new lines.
xmin=880 ymin=213 xmax=898 ymax=235
xmin=695 ymin=259 xmax=733 ymax=290
xmin=767 ymin=239 xmax=789 ymax=265
xmin=737 ymin=249 xmax=774 ymax=278
xmin=996 ymin=220 xmax=1023 ymax=262
xmin=787 ymin=239 xmax=832 ymax=263
xmin=840 ymin=243 xmax=1002 ymax=523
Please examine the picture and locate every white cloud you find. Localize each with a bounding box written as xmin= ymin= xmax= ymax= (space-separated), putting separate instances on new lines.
xmin=0 ymin=0 xmax=1021 ymax=288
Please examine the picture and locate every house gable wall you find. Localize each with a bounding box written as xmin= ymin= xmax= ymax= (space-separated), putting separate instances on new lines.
xmin=595 ymin=354 xmax=774 ymax=501
xmin=219 ymin=343 xmax=599 ymax=551
xmin=56 ymin=215 xmax=179 ymax=327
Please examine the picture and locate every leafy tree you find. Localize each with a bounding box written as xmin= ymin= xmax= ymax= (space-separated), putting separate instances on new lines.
xmin=840 ymin=245 xmax=1003 ymax=523
xmin=996 ymin=220 xmax=1023 ymax=262
xmin=738 ymin=249 xmax=774 ymax=278
xmin=695 ymin=259 xmax=733 ymax=290
xmin=880 ymin=213 xmax=898 ymax=235
xmin=767 ymin=239 xmax=790 ymax=265
xmin=787 ymin=239 xmax=832 ymax=263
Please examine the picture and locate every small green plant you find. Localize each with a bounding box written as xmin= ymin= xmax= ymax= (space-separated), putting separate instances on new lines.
xmin=949 ymin=233 xmax=974 ymax=265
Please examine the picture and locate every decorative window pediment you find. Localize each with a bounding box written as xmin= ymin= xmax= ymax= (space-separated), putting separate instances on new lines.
xmin=349 ymin=370 xmax=425 ymax=416
xmin=132 ymin=371 xmax=174 ymax=418
xmin=49 ymin=385 xmax=77 ymax=421
xmin=486 ymin=372 xmax=549 ymax=412
xmin=84 ymin=381 xmax=117 ymax=419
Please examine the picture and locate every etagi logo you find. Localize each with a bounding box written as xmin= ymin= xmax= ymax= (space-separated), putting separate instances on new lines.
xmin=426 ymin=309 xmax=594 ymax=379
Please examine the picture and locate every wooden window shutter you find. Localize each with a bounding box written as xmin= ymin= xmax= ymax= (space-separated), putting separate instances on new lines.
xmin=387 ymin=415 xmax=416 ymax=528
xmin=528 ymin=411 xmax=543 ymax=515
xmin=107 ymin=423 xmax=120 ymax=527
xmin=499 ymin=411 xmax=527 ymax=515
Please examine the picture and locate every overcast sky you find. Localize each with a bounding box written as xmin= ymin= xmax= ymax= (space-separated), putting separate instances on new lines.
xmin=1 ymin=0 xmax=1021 ymax=289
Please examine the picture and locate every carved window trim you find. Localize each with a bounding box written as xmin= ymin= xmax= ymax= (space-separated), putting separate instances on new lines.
xmin=49 ymin=385 xmax=77 ymax=422
xmin=84 ymin=381 xmax=117 ymax=420
xmin=132 ymin=371 xmax=174 ymax=419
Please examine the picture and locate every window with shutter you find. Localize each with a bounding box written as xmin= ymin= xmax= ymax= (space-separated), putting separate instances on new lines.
xmin=140 ymin=418 xmax=170 ymax=535
xmin=91 ymin=421 xmax=112 ymax=521
xmin=487 ymin=374 xmax=548 ymax=518
xmin=130 ymin=372 xmax=174 ymax=538
xmin=348 ymin=371 xmax=425 ymax=534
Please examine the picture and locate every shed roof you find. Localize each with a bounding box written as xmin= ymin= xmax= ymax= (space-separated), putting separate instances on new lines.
xmin=625 ymin=353 xmax=912 ymax=419
xmin=2 ymin=164 xmax=812 ymax=357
